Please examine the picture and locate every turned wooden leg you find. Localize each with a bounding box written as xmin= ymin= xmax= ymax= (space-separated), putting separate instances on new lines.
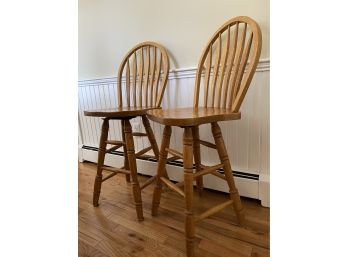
xmin=121 ymin=121 xmax=131 ymax=182
xmin=142 ymin=115 xmax=169 ymax=179
xmin=192 ymin=126 xmax=203 ymax=196
xmin=123 ymin=119 xmax=144 ymax=221
xmin=151 ymin=125 xmax=172 ymax=216
xmin=93 ymin=118 xmax=109 ymax=207
xmin=211 ymin=122 xmax=246 ymax=226
xmin=183 ymin=127 xmax=195 ymax=257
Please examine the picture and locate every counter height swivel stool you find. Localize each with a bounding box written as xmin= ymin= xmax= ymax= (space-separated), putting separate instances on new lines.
xmin=147 ymin=17 xmax=262 ymax=256
xmin=84 ymin=41 xmax=169 ymax=221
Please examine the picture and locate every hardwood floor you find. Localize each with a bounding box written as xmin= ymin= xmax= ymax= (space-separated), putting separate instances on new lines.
xmin=78 ymin=162 xmax=270 ymax=257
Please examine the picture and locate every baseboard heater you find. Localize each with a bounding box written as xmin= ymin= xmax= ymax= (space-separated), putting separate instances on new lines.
xmin=82 ymin=145 xmax=259 ymax=181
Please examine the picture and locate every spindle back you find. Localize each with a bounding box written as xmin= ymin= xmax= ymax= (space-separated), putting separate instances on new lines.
xmin=193 ymin=16 xmax=262 ymax=112
xmin=117 ymin=42 xmax=169 ymax=108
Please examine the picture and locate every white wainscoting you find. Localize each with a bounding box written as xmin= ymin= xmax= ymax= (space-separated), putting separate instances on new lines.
xmin=78 ymin=59 xmax=270 ymax=206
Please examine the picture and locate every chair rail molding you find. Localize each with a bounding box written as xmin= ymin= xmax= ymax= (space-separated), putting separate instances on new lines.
xmin=78 ymin=59 xmax=270 ymax=207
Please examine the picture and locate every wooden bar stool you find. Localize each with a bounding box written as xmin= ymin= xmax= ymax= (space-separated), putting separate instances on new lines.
xmin=147 ymin=16 xmax=262 ymax=256
xmin=84 ymin=41 xmax=169 ymax=221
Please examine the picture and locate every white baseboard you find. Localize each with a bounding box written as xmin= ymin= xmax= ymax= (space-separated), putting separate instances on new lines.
xmin=81 ymin=148 xmax=265 ymax=201
xmin=78 ymin=144 xmax=84 ymax=163
xmin=259 ymin=174 xmax=270 ymax=207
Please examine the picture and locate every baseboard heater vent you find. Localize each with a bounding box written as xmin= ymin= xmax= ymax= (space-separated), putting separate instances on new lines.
xmin=82 ymin=145 xmax=259 ymax=181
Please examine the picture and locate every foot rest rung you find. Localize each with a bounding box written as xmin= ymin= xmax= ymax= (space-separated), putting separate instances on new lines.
xmin=135 ymin=146 xmax=153 ymax=158
xmin=165 ymin=148 xmax=183 ymax=160
xmin=102 ymin=166 xmax=130 ymax=175
xmin=175 ymin=181 xmax=184 ymax=187
xmin=105 ymin=140 xmax=125 ymax=146
xmin=106 ymin=145 xmax=122 ymax=153
xmin=160 ymin=177 xmax=185 ymax=197
xmin=211 ymin=170 xmax=226 ymax=180
xmin=195 ymin=200 xmax=233 ymax=221
xmin=140 ymin=176 xmax=156 ymax=190
xmin=167 ymin=156 xmax=181 ymax=162
xmin=193 ymin=164 xmax=224 ymax=178
xmin=199 ymin=140 xmax=217 ymax=149
xmin=102 ymin=172 xmax=117 ymax=182
xmin=132 ymin=132 xmax=147 ymax=137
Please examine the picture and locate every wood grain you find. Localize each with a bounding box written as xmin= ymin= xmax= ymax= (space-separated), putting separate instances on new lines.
xmin=79 ymin=162 xmax=270 ymax=257
xmin=183 ymin=127 xmax=195 ymax=257
xmin=117 ymin=41 xmax=169 ymax=109
xmin=93 ymin=118 xmax=109 ymax=207
xmin=146 ymin=107 xmax=241 ymax=126
xmin=84 ymin=106 xmax=160 ymax=118
xmin=146 ymin=16 xmax=263 ymax=257
xmin=84 ymin=42 xmax=170 ymax=220
xmin=193 ymin=16 xmax=262 ymax=112
xmin=123 ymin=119 xmax=144 ymax=221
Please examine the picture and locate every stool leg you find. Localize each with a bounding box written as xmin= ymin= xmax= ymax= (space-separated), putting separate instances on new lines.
xmin=93 ymin=118 xmax=109 ymax=207
xmin=151 ymin=125 xmax=172 ymax=216
xmin=121 ymin=121 xmax=131 ymax=182
xmin=192 ymin=126 xmax=203 ymax=196
xmin=183 ymin=127 xmax=195 ymax=257
xmin=123 ymin=119 xmax=144 ymax=221
xmin=142 ymin=115 xmax=169 ymax=179
xmin=211 ymin=122 xmax=246 ymax=226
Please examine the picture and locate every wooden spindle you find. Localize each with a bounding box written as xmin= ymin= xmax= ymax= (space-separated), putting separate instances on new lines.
xmin=153 ymin=52 xmax=162 ymax=107
xmin=155 ymin=50 xmax=169 ymax=108
xmin=232 ymin=34 xmax=261 ymax=112
xmin=203 ymin=46 xmax=212 ymax=107
xmin=209 ymin=33 xmax=222 ymax=107
xmin=132 ymin=53 xmax=137 ymax=107
xmin=126 ymin=59 xmax=131 ymax=107
xmin=149 ymin=47 xmax=156 ymax=107
xmin=222 ymin=23 xmax=239 ymax=108
xmin=215 ymin=26 xmax=230 ymax=107
xmin=144 ymin=46 xmax=150 ymax=107
xmin=229 ymin=23 xmax=247 ymax=109
xmin=139 ymin=48 xmax=144 ymax=107
xmin=232 ymin=32 xmax=254 ymax=108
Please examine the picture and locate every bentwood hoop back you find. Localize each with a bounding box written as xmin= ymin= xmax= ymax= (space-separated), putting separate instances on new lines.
xmin=117 ymin=41 xmax=169 ymax=108
xmin=194 ymin=16 xmax=262 ymax=111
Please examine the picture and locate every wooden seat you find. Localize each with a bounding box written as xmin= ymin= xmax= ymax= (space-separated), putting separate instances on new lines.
xmin=85 ymin=106 xmax=158 ymax=118
xmin=83 ymin=41 xmax=170 ymax=221
xmin=147 ymin=107 xmax=241 ymax=126
xmin=148 ymin=16 xmax=262 ymax=257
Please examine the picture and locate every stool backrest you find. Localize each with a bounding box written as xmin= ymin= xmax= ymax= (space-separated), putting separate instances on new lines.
xmin=193 ymin=16 xmax=262 ymax=112
xmin=117 ymin=41 xmax=169 ymax=108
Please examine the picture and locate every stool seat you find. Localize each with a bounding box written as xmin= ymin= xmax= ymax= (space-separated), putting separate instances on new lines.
xmin=147 ymin=107 xmax=241 ymax=126
xmin=84 ymin=106 xmax=159 ymax=118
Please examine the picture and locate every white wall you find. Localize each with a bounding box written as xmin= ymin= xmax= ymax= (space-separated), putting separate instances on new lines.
xmin=79 ymin=0 xmax=269 ymax=80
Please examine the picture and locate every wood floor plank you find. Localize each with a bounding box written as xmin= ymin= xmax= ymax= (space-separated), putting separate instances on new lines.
xmin=199 ymin=238 xmax=252 ymax=257
xmin=79 ymin=162 xmax=270 ymax=257
xmin=79 ymin=239 xmax=109 ymax=257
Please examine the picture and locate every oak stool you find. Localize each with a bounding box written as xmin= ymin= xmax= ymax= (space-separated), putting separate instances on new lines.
xmin=147 ymin=16 xmax=262 ymax=256
xmin=84 ymin=41 xmax=169 ymax=221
